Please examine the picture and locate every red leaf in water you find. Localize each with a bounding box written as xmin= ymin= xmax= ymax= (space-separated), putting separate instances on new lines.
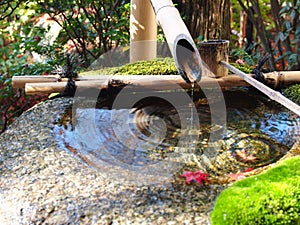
xmin=243 ymin=167 xmax=254 ymax=173
xmin=227 ymin=172 xmax=246 ymax=182
xmin=235 ymin=150 xmax=257 ymax=163
xmin=181 ymin=170 xmax=209 ymax=185
xmin=227 ymin=168 xmax=254 ymax=182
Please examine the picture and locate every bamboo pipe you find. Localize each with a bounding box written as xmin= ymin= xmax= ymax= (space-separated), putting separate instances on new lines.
xmin=264 ymin=71 xmax=300 ymax=88
xmin=149 ymin=0 xmax=202 ymax=83
xmin=130 ymin=0 xmax=157 ymax=62
xmin=221 ymin=61 xmax=300 ymax=116
xmin=13 ymin=75 xmax=120 ymax=88
xmin=25 ymin=82 xmax=68 ymax=94
xmin=12 ymin=71 xmax=300 ymax=89
xmin=25 ymin=81 xmax=109 ymax=95
xmin=24 ymin=75 xmax=257 ymax=95
xmin=12 ymin=75 xmax=60 ymax=88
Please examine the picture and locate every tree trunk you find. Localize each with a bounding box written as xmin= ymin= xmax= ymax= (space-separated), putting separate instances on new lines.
xmin=173 ymin=0 xmax=231 ymax=40
xmin=237 ymin=0 xmax=276 ymax=71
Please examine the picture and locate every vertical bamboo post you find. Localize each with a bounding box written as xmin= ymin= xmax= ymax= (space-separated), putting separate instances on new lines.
xmin=130 ymin=0 xmax=157 ymax=63
xmin=198 ymin=40 xmax=229 ymax=78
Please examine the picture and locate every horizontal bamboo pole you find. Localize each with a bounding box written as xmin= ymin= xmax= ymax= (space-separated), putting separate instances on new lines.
xmin=13 ymin=71 xmax=300 ymax=90
xmin=265 ymin=71 xmax=300 ymax=88
xmin=25 ymin=81 xmax=109 ymax=95
xmin=25 ymin=82 xmax=67 ymax=94
xmin=20 ymin=73 xmax=300 ymax=96
xmin=12 ymin=75 xmax=61 ymax=88
xmin=24 ymin=75 xmax=255 ymax=95
xmin=221 ymin=61 xmax=300 ymax=116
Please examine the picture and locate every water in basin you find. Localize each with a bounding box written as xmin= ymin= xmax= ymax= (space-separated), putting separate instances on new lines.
xmin=54 ymin=88 xmax=299 ymax=185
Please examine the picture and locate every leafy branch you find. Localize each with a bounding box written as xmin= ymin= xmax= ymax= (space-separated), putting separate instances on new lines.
xmin=237 ymin=0 xmax=300 ymax=70
xmin=36 ymin=0 xmax=130 ymax=68
xmin=0 ymin=0 xmax=25 ymax=21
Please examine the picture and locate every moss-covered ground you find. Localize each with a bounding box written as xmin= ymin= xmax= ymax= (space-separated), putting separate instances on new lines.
xmin=283 ymin=84 xmax=300 ymax=105
xmin=82 ymin=57 xmax=178 ymax=76
xmin=211 ymin=156 xmax=300 ymax=225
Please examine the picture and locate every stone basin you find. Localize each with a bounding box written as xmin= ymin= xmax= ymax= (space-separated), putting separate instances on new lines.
xmin=0 ymin=98 xmax=222 ymax=224
xmin=0 ymin=88 xmax=299 ymax=224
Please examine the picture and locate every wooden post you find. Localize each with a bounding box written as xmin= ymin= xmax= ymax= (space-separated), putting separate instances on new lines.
xmin=198 ymin=40 xmax=229 ymax=78
xmin=130 ymin=0 xmax=157 ymax=63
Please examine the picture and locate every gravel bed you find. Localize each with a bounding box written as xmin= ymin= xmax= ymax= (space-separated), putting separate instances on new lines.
xmin=0 ymin=98 xmax=224 ymax=224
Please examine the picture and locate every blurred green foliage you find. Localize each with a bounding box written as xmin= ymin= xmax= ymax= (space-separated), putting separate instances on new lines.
xmin=36 ymin=0 xmax=130 ymax=67
xmin=282 ymin=84 xmax=300 ymax=105
xmin=0 ymin=0 xmax=130 ymax=133
xmin=0 ymin=1 xmax=56 ymax=133
xmin=230 ymin=0 xmax=300 ymax=70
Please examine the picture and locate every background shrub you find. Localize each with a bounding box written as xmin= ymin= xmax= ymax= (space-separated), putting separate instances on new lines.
xmin=0 ymin=0 xmax=130 ymax=134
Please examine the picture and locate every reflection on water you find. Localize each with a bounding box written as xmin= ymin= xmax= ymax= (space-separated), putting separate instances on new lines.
xmin=54 ymin=89 xmax=300 ymax=184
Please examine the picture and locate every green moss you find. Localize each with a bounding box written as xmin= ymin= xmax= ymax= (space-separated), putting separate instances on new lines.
xmin=229 ymin=63 xmax=253 ymax=74
xmin=82 ymin=57 xmax=178 ymax=76
xmin=83 ymin=59 xmax=254 ymax=76
xmin=211 ymin=156 xmax=300 ymax=225
xmin=282 ymin=84 xmax=300 ymax=105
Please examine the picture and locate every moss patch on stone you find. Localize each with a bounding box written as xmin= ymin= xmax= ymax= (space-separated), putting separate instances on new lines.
xmin=82 ymin=57 xmax=178 ymax=76
xmin=282 ymin=84 xmax=300 ymax=105
xmin=210 ymin=156 xmax=300 ymax=225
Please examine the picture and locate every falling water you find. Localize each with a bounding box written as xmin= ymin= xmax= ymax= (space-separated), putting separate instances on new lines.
xmin=190 ymin=82 xmax=195 ymax=130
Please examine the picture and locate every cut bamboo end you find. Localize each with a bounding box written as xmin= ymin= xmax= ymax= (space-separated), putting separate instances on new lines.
xmin=150 ymin=0 xmax=202 ymax=82
xmin=264 ymin=71 xmax=300 ymax=88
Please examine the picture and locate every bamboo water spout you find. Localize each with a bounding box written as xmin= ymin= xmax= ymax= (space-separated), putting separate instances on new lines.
xmin=149 ymin=0 xmax=202 ymax=83
xmin=221 ymin=61 xmax=300 ymax=116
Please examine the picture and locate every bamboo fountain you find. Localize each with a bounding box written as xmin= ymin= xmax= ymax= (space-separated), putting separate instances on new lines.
xmin=11 ymin=0 xmax=300 ymax=116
